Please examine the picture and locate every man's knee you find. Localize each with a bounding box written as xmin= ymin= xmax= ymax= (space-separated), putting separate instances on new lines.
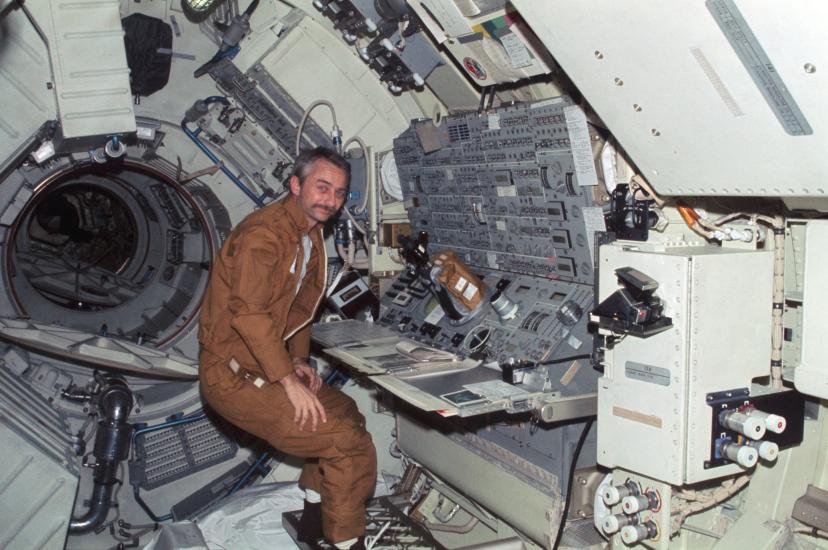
xmin=323 ymin=388 xmax=367 ymax=428
xmin=325 ymin=387 xmax=360 ymax=416
xmin=332 ymin=415 xmax=373 ymax=455
xmin=318 ymin=387 xmax=375 ymax=465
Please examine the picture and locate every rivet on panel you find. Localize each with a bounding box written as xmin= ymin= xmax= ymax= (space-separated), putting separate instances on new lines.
xmin=594 ymin=50 xmax=604 ymax=59
xmin=614 ymin=77 xmax=624 ymax=86
xmin=633 ymin=104 xmax=642 ymax=112
xmin=804 ymin=63 xmax=816 ymax=73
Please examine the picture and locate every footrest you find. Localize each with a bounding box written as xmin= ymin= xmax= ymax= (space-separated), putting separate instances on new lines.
xmin=282 ymin=495 xmax=447 ymax=549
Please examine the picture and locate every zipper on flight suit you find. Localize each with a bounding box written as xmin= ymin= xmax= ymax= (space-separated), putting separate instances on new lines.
xmin=283 ymin=228 xmax=328 ymax=341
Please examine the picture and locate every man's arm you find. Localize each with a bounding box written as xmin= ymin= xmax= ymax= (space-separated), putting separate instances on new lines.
xmin=288 ymin=327 xmax=322 ymax=393
xmin=226 ymin=227 xmax=296 ymax=383
xmin=287 ymin=324 xmax=311 ymax=360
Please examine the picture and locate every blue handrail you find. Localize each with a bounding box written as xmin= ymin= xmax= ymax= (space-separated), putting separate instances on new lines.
xmin=180 ymin=102 xmax=265 ymax=207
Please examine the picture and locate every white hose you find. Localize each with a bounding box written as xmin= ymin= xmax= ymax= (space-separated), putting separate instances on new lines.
xmin=343 ymin=208 xmax=372 ymax=252
xmin=769 ymin=215 xmax=785 ymax=388
xmin=337 ymin=243 xmax=369 ymax=270
xmin=295 ymin=100 xmax=338 ymax=157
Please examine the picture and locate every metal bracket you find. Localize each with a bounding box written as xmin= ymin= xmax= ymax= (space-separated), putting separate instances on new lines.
xmin=792 ymin=485 xmax=828 ymax=532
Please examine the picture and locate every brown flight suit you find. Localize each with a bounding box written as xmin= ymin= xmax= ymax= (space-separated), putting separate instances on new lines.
xmin=198 ymin=194 xmax=376 ymax=543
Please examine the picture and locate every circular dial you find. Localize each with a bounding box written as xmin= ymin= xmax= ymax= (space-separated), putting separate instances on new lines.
xmin=463 ymin=326 xmax=491 ymax=353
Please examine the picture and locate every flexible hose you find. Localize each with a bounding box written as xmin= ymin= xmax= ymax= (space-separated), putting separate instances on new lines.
xmin=769 ymin=216 xmax=785 ymax=388
xmin=70 ymin=379 xmax=134 ymax=533
xmin=295 ymin=100 xmax=338 ymax=157
xmin=337 ymin=242 xmax=369 ymax=270
xmin=671 ymin=474 xmax=750 ymax=535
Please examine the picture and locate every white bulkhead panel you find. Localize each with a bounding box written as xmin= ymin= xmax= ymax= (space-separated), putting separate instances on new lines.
xmin=514 ymin=0 xmax=828 ymax=197
xmin=258 ymin=17 xmax=412 ymax=147
xmin=27 ymin=0 xmax=136 ymax=140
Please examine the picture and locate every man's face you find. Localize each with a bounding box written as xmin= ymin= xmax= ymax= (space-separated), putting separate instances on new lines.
xmin=289 ymin=159 xmax=348 ymax=228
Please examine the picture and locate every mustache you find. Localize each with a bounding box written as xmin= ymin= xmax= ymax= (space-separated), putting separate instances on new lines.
xmin=312 ymin=204 xmax=337 ymax=214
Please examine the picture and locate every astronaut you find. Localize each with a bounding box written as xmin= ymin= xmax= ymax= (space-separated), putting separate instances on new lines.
xmin=198 ymin=147 xmax=376 ymax=549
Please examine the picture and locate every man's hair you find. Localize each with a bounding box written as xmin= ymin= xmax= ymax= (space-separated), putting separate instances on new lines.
xmin=292 ymin=147 xmax=351 ymax=186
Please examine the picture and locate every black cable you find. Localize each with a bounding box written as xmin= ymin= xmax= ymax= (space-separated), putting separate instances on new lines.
xmin=477 ymin=88 xmax=488 ymax=114
xmin=243 ymin=0 xmax=260 ymax=16
xmin=486 ymin=85 xmax=497 ymax=111
xmin=552 ymin=418 xmax=594 ymax=550
xmin=538 ymin=354 xmax=592 ymax=366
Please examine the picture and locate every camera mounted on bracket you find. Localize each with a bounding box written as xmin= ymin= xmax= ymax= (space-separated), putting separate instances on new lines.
xmin=593 ymin=267 xmax=672 ymax=337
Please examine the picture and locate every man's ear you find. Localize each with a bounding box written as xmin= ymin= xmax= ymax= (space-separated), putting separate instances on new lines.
xmin=288 ymin=175 xmax=300 ymax=196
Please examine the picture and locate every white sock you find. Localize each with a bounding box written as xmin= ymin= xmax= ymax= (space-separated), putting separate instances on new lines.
xmin=334 ymin=537 xmax=359 ymax=549
xmin=304 ymin=488 xmax=321 ymax=504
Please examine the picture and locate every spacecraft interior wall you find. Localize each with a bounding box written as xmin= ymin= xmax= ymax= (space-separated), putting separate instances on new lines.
xmin=514 ymin=0 xmax=828 ymax=197
xmin=0 ymin=367 xmax=79 ymax=550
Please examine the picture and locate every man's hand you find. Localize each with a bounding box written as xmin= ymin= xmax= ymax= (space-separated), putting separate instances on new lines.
xmin=292 ymin=357 xmax=322 ymax=394
xmin=279 ymin=372 xmax=327 ymax=431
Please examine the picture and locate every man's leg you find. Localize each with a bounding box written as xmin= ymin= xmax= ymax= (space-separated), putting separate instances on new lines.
xmin=281 ymin=384 xmax=377 ymax=543
xmin=295 ymin=484 xmax=323 ymax=542
xmin=295 ymin=460 xmax=323 ymax=541
xmin=318 ymin=386 xmax=376 ymax=543
xmin=200 ymin=359 xmax=376 ymax=544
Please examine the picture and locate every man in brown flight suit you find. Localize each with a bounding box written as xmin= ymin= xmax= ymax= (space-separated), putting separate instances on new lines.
xmin=199 ymin=147 xmax=376 ymax=549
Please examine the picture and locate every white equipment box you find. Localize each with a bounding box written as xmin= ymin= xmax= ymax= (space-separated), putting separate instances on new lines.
xmin=596 ymin=243 xmax=773 ymax=484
